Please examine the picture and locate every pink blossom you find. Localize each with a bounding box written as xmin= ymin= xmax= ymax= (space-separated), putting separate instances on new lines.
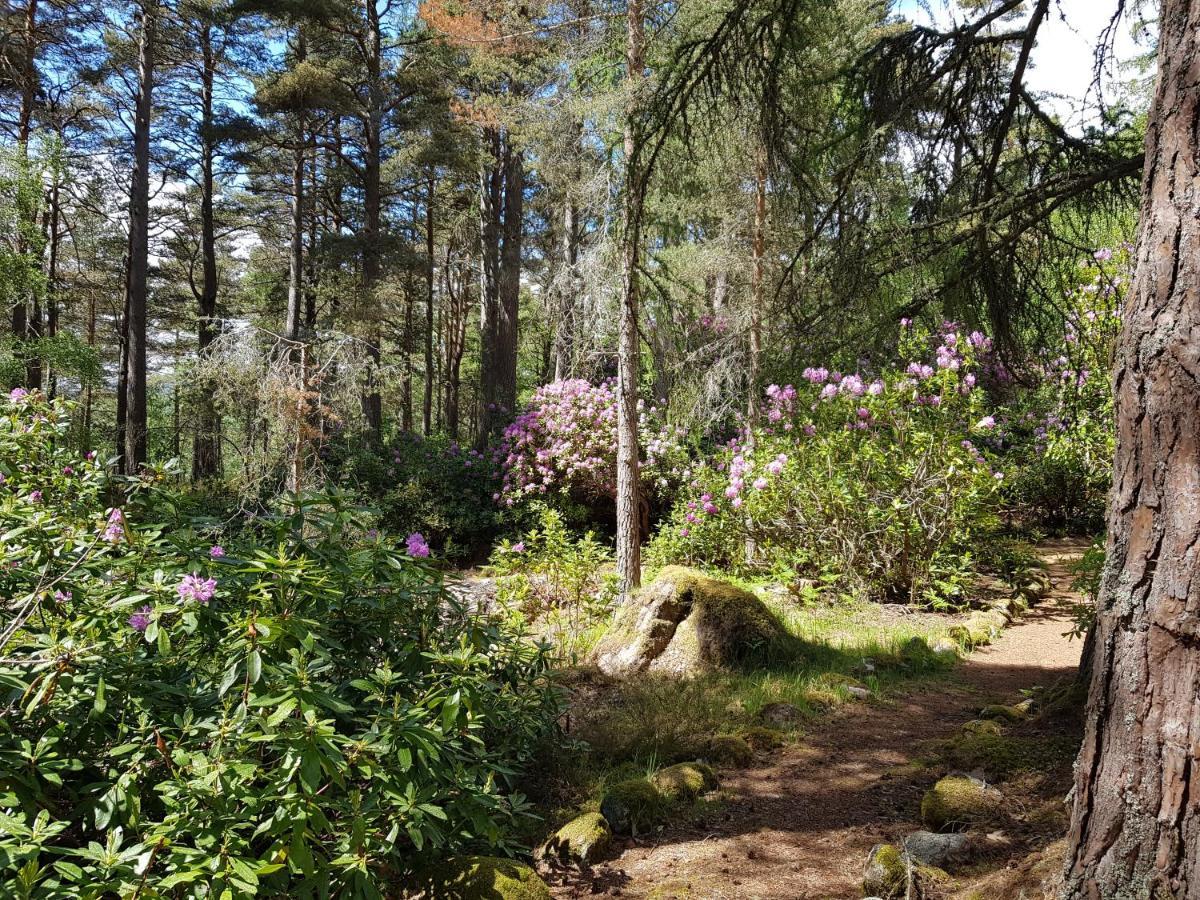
xmin=406 ymin=532 xmax=431 ymax=558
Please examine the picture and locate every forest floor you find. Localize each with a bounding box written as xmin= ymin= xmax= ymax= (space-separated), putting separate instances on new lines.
xmin=543 ymin=538 xmax=1089 ymax=900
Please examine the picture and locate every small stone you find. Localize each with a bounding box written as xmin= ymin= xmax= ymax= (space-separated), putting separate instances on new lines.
xmin=759 ymin=702 xmax=802 ymax=727
xmin=921 ymin=775 xmax=1004 ymax=832
xmin=599 ymin=780 xmax=667 ymax=836
xmin=846 ymin=685 xmax=871 ymax=701
xmin=704 ymin=734 xmax=754 ymax=767
xmin=538 ymin=813 xmax=613 ymax=867
xmin=650 ymin=762 xmax=719 ymax=802
xmin=932 ymin=638 xmax=959 ymax=656
xmin=902 ymin=831 xmax=973 ymax=870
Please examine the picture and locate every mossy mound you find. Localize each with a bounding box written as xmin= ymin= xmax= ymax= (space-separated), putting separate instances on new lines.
xmin=650 ymin=762 xmax=719 ymax=802
xmin=592 ymin=567 xmax=788 ymax=677
xmin=862 ymin=843 xmax=948 ymax=899
xmin=940 ymin=728 xmax=1078 ymax=779
xmin=979 ymin=699 xmax=1033 ymax=722
xmin=738 ymin=725 xmax=784 ymax=751
xmin=599 ymin=779 xmax=668 ymax=835
xmin=538 ymin=812 xmax=613 ymax=867
xmin=427 ymin=856 xmax=552 ymax=900
xmin=950 ymin=609 xmax=1009 ymax=648
xmin=703 ymin=734 xmax=754 ymax=767
xmin=921 ymin=775 xmax=1003 ymax=832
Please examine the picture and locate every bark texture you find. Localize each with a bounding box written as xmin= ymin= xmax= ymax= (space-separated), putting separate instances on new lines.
xmin=616 ymin=0 xmax=645 ymax=595
xmin=1062 ymin=2 xmax=1200 ymax=897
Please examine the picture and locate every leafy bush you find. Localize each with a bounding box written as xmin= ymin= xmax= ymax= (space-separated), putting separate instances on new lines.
xmin=485 ymin=507 xmax=618 ymax=661
xmin=999 ymin=250 xmax=1122 ymax=533
xmin=0 ymin=391 xmax=562 ymax=898
xmin=331 ymin=431 xmax=504 ymax=563
xmin=647 ymin=323 xmax=1002 ymax=605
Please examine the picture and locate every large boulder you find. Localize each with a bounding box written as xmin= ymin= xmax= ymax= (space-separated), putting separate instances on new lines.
xmin=591 ymin=567 xmax=788 ymax=677
xmin=426 ymin=856 xmax=552 ymax=899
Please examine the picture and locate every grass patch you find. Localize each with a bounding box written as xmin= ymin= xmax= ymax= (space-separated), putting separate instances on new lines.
xmin=532 ymin=595 xmax=962 ymax=837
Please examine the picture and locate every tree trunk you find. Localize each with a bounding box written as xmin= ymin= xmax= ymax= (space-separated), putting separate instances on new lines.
xmin=12 ymin=0 xmax=39 ymax=389
xmin=359 ymin=0 xmax=384 ymax=436
xmin=477 ymin=127 xmax=503 ymax=444
xmin=193 ymin=24 xmax=222 ymax=481
xmin=497 ymin=136 xmax=522 ymax=420
xmin=616 ymin=0 xmax=645 ymax=595
xmin=747 ymin=146 xmax=766 ymax=424
xmin=1062 ymin=2 xmax=1200 ymax=896
xmin=424 ymin=173 xmax=436 ymax=436
xmin=444 ymin=246 xmax=468 ymax=441
xmin=285 ymin=32 xmax=306 ymax=345
xmin=122 ymin=0 xmax=155 ymax=473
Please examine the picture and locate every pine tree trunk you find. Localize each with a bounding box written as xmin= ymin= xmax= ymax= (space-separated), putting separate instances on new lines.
xmin=122 ymin=0 xmax=155 ymax=473
xmin=12 ymin=0 xmax=39 ymax=389
xmin=747 ymin=147 xmax=766 ymax=424
xmin=360 ymin=1 xmax=385 ymax=436
xmin=616 ymin=0 xmax=645 ymax=596
xmin=1062 ymin=2 xmax=1200 ymax=895
xmin=193 ymin=25 xmax=222 ymax=481
xmin=424 ymin=173 xmax=436 ymax=436
xmin=285 ymin=32 xmax=306 ymax=345
xmin=477 ymin=128 xmax=503 ymax=444
xmin=497 ymin=137 xmax=522 ymax=421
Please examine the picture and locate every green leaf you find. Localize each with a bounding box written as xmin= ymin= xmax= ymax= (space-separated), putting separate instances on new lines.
xmin=91 ymin=677 xmax=106 ymax=717
xmin=247 ymin=650 xmax=262 ymax=685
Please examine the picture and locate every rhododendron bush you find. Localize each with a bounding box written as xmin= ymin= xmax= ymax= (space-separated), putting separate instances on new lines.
xmin=0 ymin=392 xmax=560 ymax=896
xmin=997 ymin=249 xmax=1123 ymax=532
xmin=647 ymin=324 xmax=1003 ymax=605
xmin=495 ymin=378 xmax=691 ymax=513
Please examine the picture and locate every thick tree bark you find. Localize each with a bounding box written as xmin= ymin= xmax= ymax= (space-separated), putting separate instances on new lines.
xmin=192 ymin=23 xmax=222 ymax=481
xmin=1062 ymin=2 xmax=1200 ymax=896
xmin=444 ymin=246 xmax=468 ymax=441
xmin=477 ymin=127 xmax=521 ymax=443
xmin=12 ymin=0 xmax=40 ymax=389
xmin=285 ymin=32 xmax=307 ymax=345
xmin=122 ymin=0 xmax=155 ymax=473
xmin=616 ymin=0 xmax=645 ymax=595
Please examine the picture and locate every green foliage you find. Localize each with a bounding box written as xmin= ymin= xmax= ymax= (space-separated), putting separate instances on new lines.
xmin=0 ymin=392 xmax=563 ymax=897
xmin=331 ymin=431 xmax=504 ymax=563
xmin=999 ymin=252 xmax=1122 ymax=533
xmin=486 ymin=507 xmax=618 ymax=661
xmin=647 ymin=323 xmax=1001 ymax=607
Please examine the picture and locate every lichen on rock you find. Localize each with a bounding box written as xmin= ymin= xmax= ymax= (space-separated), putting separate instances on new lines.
xmin=538 ymin=812 xmax=613 ymax=867
xmin=599 ymin=779 xmax=668 ymax=835
xmin=921 ymin=774 xmax=1004 ymax=832
xmin=650 ymin=762 xmax=719 ymax=802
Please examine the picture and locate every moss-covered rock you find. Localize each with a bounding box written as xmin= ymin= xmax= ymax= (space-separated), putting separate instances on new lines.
xmin=759 ymin=701 xmax=802 ymax=727
xmin=960 ymin=718 xmax=1004 ymax=737
xmin=650 ymin=762 xmax=719 ymax=802
xmin=592 ymin=567 xmax=788 ymax=677
xmin=538 ymin=812 xmax=613 ymax=867
xmin=599 ymin=779 xmax=668 ymax=835
xmin=921 ymin=775 xmax=1003 ymax=832
xmin=979 ymin=702 xmax=1030 ymax=722
xmin=738 ymin=725 xmax=784 ymax=751
xmin=862 ymin=843 xmax=948 ymax=898
xmin=427 ymin=856 xmax=552 ymax=899
xmin=703 ymin=734 xmax=754 ymax=767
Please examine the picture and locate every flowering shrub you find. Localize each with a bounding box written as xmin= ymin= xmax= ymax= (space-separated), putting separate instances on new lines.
xmin=0 ymin=392 xmax=562 ymax=896
xmin=485 ymin=507 xmax=618 ymax=660
xmin=647 ymin=324 xmax=1002 ymax=605
xmin=494 ymin=379 xmax=691 ymax=515
xmin=998 ymin=249 xmax=1123 ymax=532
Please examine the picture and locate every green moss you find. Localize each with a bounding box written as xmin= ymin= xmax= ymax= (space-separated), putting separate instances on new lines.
xmin=921 ymin=775 xmax=1003 ymax=832
xmin=862 ymin=844 xmax=949 ymax=899
xmin=737 ymin=725 xmax=784 ymax=751
xmin=704 ymin=734 xmax=754 ymax=767
xmin=430 ymin=856 xmax=552 ymax=900
xmin=979 ymin=703 xmax=1029 ymax=722
xmin=539 ymin=812 xmax=612 ymax=867
xmin=656 ymin=567 xmax=789 ymax=666
xmin=960 ymin=718 xmax=1004 ymax=737
xmin=939 ymin=728 xmax=1079 ymax=779
xmin=650 ymin=762 xmax=719 ymax=802
xmin=599 ymin=779 xmax=668 ymax=835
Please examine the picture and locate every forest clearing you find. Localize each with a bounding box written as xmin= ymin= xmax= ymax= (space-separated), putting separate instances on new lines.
xmin=1 ymin=0 xmax=1198 ymax=898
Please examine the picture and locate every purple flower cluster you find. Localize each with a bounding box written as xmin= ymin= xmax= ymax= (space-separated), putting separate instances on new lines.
xmin=129 ymin=605 xmax=154 ymax=633
xmin=178 ymin=573 xmax=216 ymax=605
xmin=406 ymin=532 xmax=431 ymax=558
xmin=496 ymin=379 xmax=688 ymax=506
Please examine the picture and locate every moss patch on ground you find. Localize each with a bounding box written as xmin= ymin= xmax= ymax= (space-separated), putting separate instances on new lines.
xmin=425 ymin=856 xmax=552 ymax=900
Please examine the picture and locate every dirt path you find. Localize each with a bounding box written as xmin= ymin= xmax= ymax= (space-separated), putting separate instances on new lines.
xmin=547 ymin=539 xmax=1088 ymax=900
